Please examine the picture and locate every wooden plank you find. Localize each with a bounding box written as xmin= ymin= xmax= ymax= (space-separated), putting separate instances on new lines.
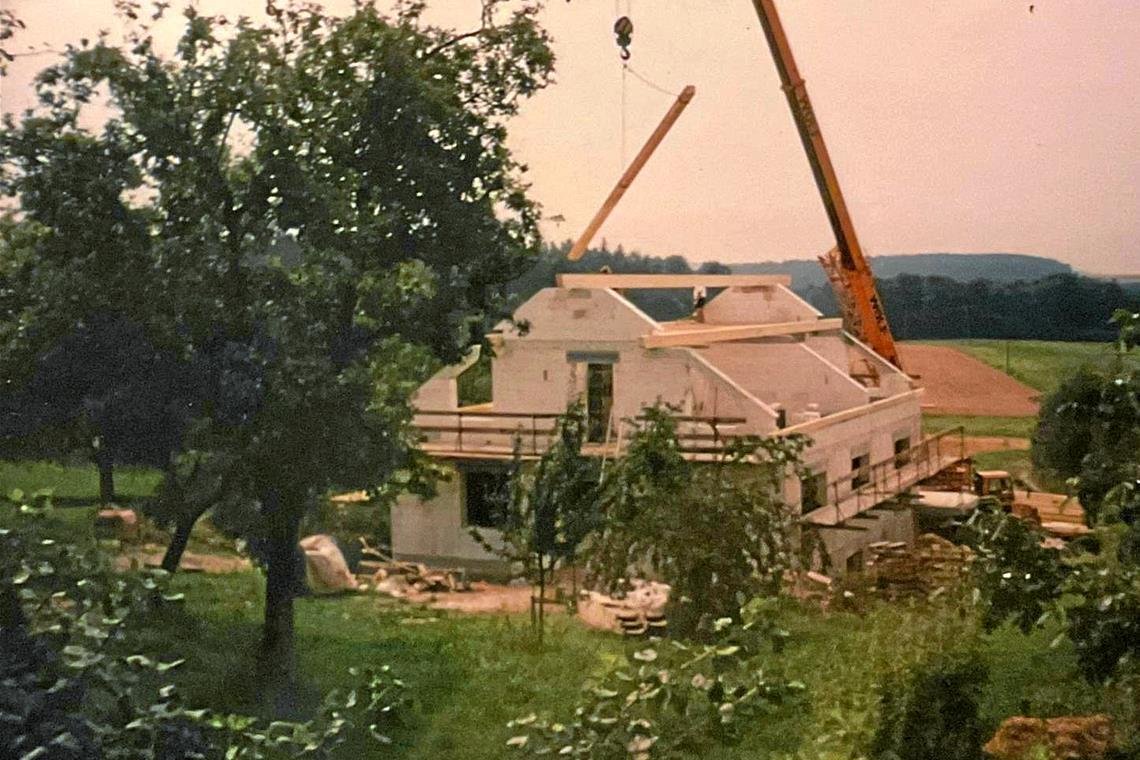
xmin=414 ymin=410 xmax=564 ymax=419
xmin=568 ymin=86 xmax=696 ymax=261
xmin=642 ymin=318 xmax=842 ymax=348
xmin=556 ymin=273 xmax=791 ymax=290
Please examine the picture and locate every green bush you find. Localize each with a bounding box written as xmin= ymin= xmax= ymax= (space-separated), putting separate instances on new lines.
xmin=869 ymin=650 xmax=988 ymax=760
xmin=0 ymin=495 xmax=406 ymax=758
xmin=959 ymin=507 xmax=1068 ymax=633
xmin=505 ymin=608 xmax=804 ymax=758
xmin=1064 ymin=562 xmax=1140 ymax=683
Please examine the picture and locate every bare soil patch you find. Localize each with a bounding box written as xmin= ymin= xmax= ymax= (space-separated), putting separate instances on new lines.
xmin=415 ymin=582 xmax=537 ymax=614
xmin=114 ymin=547 xmax=250 ymax=574
xmin=900 ymin=344 xmax=1040 ymax=416
xmin=963 ymin=436 xmax=1030 ymax=456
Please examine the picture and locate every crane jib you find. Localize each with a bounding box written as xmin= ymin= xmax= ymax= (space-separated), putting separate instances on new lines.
xmin=749 ymin=0 xmax=903 ymax=369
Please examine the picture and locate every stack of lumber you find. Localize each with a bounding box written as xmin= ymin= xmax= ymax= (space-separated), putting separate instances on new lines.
xmin=920 ymin=459 xmax=972 ymax=491
xmin=1013 ymin=490 xmax=1090 ymax=539
xmin=865 ymin=534 xmax=974 ymax=597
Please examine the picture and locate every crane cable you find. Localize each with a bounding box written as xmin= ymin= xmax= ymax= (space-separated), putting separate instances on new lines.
xmin=613 ymin=1 xmax=685 ymax=168
xmin=615 ymin=0 xmax=629 ymax=167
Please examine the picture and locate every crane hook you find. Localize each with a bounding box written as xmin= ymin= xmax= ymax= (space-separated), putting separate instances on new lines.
xmin=613 ymin=16 xmax=633 ymax=60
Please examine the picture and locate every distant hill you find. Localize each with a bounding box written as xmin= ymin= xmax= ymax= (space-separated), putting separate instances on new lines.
xmin=732 ymin=253 xmax=1072 ymax=290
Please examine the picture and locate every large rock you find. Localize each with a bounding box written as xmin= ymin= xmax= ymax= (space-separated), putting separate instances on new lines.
xmin=984 ymin=715 xmax=1113 ymax=759
xmin=299 ymin=534 xmax=359 ymax=594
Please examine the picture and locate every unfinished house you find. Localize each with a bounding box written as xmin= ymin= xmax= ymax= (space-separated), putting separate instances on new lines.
xmin=391 ymin=273 xmax=961 ymax=575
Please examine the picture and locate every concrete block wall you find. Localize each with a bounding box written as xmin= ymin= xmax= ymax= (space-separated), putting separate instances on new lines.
xmin=698 ymin=340 xmax=869 ymax=418
xmin=701 ymin=284 xmax=821 ymax=324
xmin=793 ymin=396 xmax=923 ymax=504
xmin=391 ymin=464 xmax=507 ymax=566
xmin=492 ymin=287 xmax=777 ymax=432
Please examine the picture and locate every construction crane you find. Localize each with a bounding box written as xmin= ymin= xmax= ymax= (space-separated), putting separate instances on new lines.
xmin=748 ymin=0 xmax=903 ymax=369
xmin=568 ymin=3 xmax=902 ymax=369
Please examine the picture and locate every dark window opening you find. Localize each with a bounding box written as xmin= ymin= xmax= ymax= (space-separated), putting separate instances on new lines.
xmin=456 ymin=351 xmax=493 ymax=407
xmin=464 ymin=468 xmax=511 ymax=529
xmin=893 ymin=436 xmax=912 ymax=469
xmin=800 ymin=471 xmax=827 ymax=514
xmin=776 ymin=408 xmax=787 ymax=429
xmin=586 ymin=363 xmax=614 ymax=444
xmin=846 ymin=550 xmax=865 ymax=574
xmin=851 ymin=452 xmax=870 ymax=489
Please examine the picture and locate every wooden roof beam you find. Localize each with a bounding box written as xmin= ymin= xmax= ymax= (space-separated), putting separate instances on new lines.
xmin=556 ymin=273 xmax=791 ymax=290
xmin=642 ymin=318 xmax=842 ymax=348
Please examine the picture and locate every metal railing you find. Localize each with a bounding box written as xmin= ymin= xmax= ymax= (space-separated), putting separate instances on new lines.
xmin=815 ymin=425 xmax=966 ymax=523
xmin=412 ymin=409 xmax=748 ymax=458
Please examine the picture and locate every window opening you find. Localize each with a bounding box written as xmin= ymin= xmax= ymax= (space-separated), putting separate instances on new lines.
xmin=586 ymin=363 xmax=614 ymax=443
xmin=851 ymin=452 xmax=870 ymax=489
xmin=464 ymin=468 xmax=511 ymax=529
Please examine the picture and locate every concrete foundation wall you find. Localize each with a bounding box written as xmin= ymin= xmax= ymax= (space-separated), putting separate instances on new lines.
xmin=390 ymin=465 xmax=506 ymax=565
xmin=816 ymin=505 xmax=917 ymax=575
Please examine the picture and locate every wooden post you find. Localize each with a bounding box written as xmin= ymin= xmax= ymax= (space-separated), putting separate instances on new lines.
xmin=567 ymin=86 xmax=696 ymax=261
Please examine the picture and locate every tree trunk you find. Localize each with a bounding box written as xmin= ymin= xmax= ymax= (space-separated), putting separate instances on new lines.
xmin=0 ymin=584 xmax=27 ymax=629
xmin=96 ymin=452 xmax=115 ymax=505
xmin=536 ymin=553 xmax=545 ymax=646
xmin=160 ymin=508 xmax=206 ymax=573
xmin=257 ymin=489 xmax=303 ymax=717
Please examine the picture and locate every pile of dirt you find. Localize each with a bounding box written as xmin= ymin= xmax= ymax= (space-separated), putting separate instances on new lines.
xmin=899 ymin=344 xmax=1039 ymax=416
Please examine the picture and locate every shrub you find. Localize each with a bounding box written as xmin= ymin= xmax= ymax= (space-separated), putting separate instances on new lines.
xmin=868 ymin=650 xmax=988 ymax=760
xmin=1064 ymin=563 xmax=1140 ymax=683
xmin=586 ymin=405 xmax=809 ymax=636
xmin=959 ymin=507 xmax=1067 ymax=633
xmin=1 ymin=494 xmax=407 ymax=758
xmin=506 ymin=607 xmax=804 ymax=758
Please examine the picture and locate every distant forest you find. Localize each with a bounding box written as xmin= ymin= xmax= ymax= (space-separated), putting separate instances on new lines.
xmin=513 ymin=243 xmax=1139 ymax=342
xmin=508 ymin=241 xmax=732 ymax=321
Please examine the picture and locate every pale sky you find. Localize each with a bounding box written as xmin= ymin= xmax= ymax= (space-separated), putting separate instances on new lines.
xmin=2 ymin=1 xmax=1138 ymax=274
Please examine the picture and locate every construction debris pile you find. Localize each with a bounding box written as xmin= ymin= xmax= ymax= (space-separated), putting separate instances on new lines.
xmin=865 ymin=533 xmax=974 ymax=597
xmin=358 ymin=541 xmax=470 ymax=597
xmin=984 ymin=715 xmax=1114 ymax=760
xmin=577 ymin=580 xmax=669 ymax=636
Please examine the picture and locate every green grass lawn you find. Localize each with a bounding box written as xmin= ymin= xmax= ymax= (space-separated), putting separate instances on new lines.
xmin=916 ymin=339 xmax=1136 ymax=395
xmin=5 ymin=458 xmax=1133 ymax=757
xmin=0 ymin=459 xmax=162 ymax=504
xmin=923 ymin=414 xmax=1035 ymax=439
xmin=118 ymin=572 xmax=1131 ymax=759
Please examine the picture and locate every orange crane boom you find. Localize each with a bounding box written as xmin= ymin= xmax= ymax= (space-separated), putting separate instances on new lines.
xmin=748 ymin=0 xmax=903 ymax=369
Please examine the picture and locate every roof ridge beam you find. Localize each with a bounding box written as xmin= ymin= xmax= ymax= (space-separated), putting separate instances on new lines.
xmin=556 ymin=273 xmax=791 ymax=289
xmin=643 ymin=318 xmax=842 ymax=348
